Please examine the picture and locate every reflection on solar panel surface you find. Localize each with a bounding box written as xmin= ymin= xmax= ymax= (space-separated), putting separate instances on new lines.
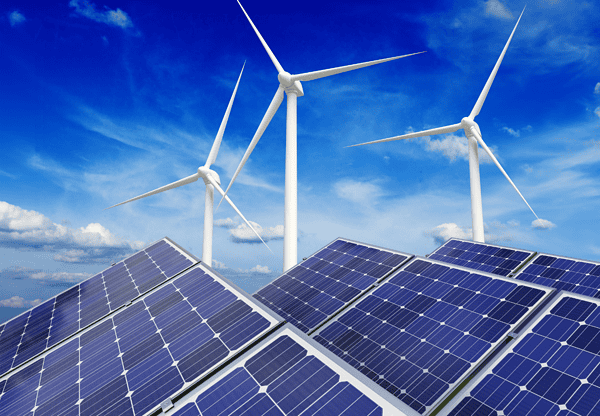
xmin=171 ymin=325 xmax=408 ymax=416
xmin=428 ymin=238 xmax=533 ymax=277
xmin=254 ymin=238 xmax=412 ymax=333
xmin=514 ymin=252 xmax=600 ymax=298
xmin=443 ymin=292 xmax=600 ymax=416
xmin=0 ymin=238 xmax=195 ymax=376
xmin=312 ymin=257 xmax=552 ymax=415
xmin=0 ymin=263 xmax=281 ymax=416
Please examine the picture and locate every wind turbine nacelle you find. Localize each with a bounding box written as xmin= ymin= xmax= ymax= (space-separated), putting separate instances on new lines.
xmin=461 ymin=117 xmax=481 ymax=138
xmin=197 ymin=166 xmax=221 ymax=186
xmin=278 ymin=72 xmax=304 ymax=97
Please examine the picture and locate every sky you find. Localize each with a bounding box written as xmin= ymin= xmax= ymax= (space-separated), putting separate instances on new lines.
xmin=1 ymin=0 xmax=599 ymax=324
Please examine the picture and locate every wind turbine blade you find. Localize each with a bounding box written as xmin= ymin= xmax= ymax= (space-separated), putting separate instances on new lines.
xmin=105 ymin=173 xmax=200 ymax=210
xmin=469 ymin=7 xmax=525 ymax=119
xmin=346 ymin=123 xmax=462 ymax=148
xmin=292 ymin=51 xmax=426 ymax=82
xmin=205 ymin=62 xmax=245 ymax=168
xmin=217 ymin=85 xmax=284 ymax=210
xmin=470 ymin=126 xmax=539 ymax=219
xmin=237 ymin=0 xmax=284 ymax=74
xmin=206 ymin=175 xmax=273 ymax=254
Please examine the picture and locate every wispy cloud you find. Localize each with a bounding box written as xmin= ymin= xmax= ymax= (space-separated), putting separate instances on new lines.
xmin=0 ymin=296 xmax=42 ymax=308
xmin=532 ymin=219 xmax=556 ymax=229
xmin=484 ymin=0 xmax=514 ymax=20
xmin=9 ymin=11 xmax=25 ymax=27
xmin=595 ymin=83 xmax=600 ymax=94
xmin=0 ymin=201 xmax=145 ymax=264
xmin=0 ymin=169 xmax=17 ymax=179
xmin=425 ymin=223 xmax=472 ymax=246
xmin=212 ymin=258 xmax=272 ymax=274
xmin=425 ymin=219 xmax=526 ymax=247
xmin=333 ymin=179 xmax=387 ymax=207
xmin=214 ymin=218 xmax=238 ymax=229
xmin=419 ymin=134 xmax=497 ymax=164
xmin=69 ymin=0 xmax=133 ymax=29
xmin=216 ymin=217 xmax=284 ymax=244
xmin=502 ymin=127 xmax=520 ymax=137
xmin=1 ymin=266 xmax=92 ymax=284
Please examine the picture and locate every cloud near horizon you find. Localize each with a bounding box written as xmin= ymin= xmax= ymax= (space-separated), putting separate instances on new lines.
xmin=215 ymin=217 xmax=284 ymax=244
xmin=0 ymin=201 xmax=145 ymax=264
xmin=0 ymin=296 xmax=42 ymax=308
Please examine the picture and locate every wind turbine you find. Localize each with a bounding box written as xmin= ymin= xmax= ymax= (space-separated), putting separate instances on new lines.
xmin=220 ymin=0 xmax=426 ymax=272
xmin=348 ymin=8 xmax=540 ymax=243
xmin=106 ymin=63 xmax=271 ymax=267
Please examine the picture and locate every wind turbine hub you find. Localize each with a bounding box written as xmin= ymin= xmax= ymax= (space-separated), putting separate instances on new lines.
xmin=277 ymin=71 xmax=294 ymax=87
xmin=197 ymin=166 xmax=221 ymax=186
xmin=461 ymin=117 xmax=481 ymax=137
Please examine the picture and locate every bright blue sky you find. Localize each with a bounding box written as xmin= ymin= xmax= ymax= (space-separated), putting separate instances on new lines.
xmin=1 ymin=0 xmax=599 ymax=323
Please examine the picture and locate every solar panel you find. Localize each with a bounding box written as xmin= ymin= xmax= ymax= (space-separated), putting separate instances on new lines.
xmin=0 ymin=237 xmax=196 ymax=377
xmin=428 ymin=238 xmax=534 ymax=277
xmin=513 ymin=252 xmax=600 ymax=298
xmin=440 ymin=292 xmax=600 ymax=416
xmin=254 ymin=238 xmax=413 ymax=334
xmin=0 ymin=262 xmax=282 ymax=416
xmin=168 ymin=324 xmax=411 ymax=416
xmin=311 ymin=257 xmax=553 ymax=415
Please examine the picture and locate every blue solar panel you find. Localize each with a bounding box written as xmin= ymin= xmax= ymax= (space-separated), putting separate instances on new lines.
xmin=0 ymin=262 xmax=281 ymax=416
xmin=514 ymin=252 xmax=600 ymax=299
xmin=169 ymin=324 xmax=409 ymax=415
xmin=429 ymin=238 xmax=534 ymax=277
xmin=312 ymin=257 xmax=552 ymax=415
xmin=441 ymin=292 xmax=600 ymax=416
xmin=0 ymin=238 xmax=196 ymax=377
xmin=254 ymin=238 xmax=412 ymax=334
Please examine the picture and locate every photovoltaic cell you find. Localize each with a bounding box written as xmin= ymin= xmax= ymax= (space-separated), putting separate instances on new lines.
xmin=428 ymin=238 xmax=534 ymax=277
xmin=441 ymin=292 xmax=600 ymax=416
xmin=0 ymin=262 xmax=281 ymax=416
xmin=312 ymin=257 xmax=552 ymax=415
xmin=0 ymin=237 xmax=195 ymax=377
xmin=254 ymin=238 xmax=412 ymax=333
xmin=513 ymin=252 xmax=600 ymax=299
xmin=170 ymin=325 xmax=410 ymax=416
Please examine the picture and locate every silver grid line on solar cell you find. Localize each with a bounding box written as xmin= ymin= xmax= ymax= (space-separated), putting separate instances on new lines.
xmin=437 ymin=291 xmax=600 ymax=416
xmin=311 ymin=256 xmax=554 ymax=416
xmin=0 ymin=256 xmax=283 ymax=416
xmin=167 ymin=324 xmax=411 ymax=416
xmin=512 ymin=251 xmax=600 ymax=299
xmin=428 ymin=237 xmax=535 ymax=278
xmin=0 ymin=237 xmax=198 ymax=380
xmin=254 ymin=237 xmax=414 ymax=335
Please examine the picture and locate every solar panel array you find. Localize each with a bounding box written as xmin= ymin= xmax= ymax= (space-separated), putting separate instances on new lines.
xmin=514 ymin=252 xmax=600 ymax=299
xmin=0 ymin=238 xmax=195 ymax=376
xmin=428 ymin=238 xmax=533 ymax=277
xmin=442 ymin=292 xmax=600 ymax=416
xmin=312 ymin=257 xmax=552 ymax=415
xmin=170 ymin=325 xmax=408 ymax=415
xmin=254 ymin=238 xmax=412 ymax=334
xmin=0 ymin=262 xmax=281 ymax=416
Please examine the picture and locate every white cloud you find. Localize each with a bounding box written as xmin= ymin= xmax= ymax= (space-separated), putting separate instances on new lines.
xmin=532 ymin=219 xmax=556 ymax=229
xmin=214 ymin=218 xmax=238 ymax=229
xmin=594 ymin=83 xmax=600 ymax=94
xmin=9 ymin=11 xmax=25 ymax=27
xmin=229 ymin=221 xmax=284 ymax=244
xmin=425 ymin=223 xmax=472 ymax=246
xmin=419 ymin=134 xmax=497 ymax=164
xmin=595 ymin=107 xmax=600 ymax=119
xmin=502 ymin=127 xmax=520 ymax=137
xmin=0 ymin=169 xmax=17 ymax=179
xmin=212 ymin=259 xmax=272 ymax=274
xmin=333 ymin=179 xmax=386 ymax=206
xmin=69 ymin=0 xmax=133 ymax=29
xmin=522 ymin=164 xmax=533 ymax=173
xmin=0 ymin=201 xmax=145 ymax=264
xmin=507 ymin=220 xmax=520 ymax=227
xmin=0 ymin=296 xmax=42 ymax=308
xmin=248 ymin=265 xmax=271 ymax=274
xmin=484 ymin=0 xmax=514 ymax=20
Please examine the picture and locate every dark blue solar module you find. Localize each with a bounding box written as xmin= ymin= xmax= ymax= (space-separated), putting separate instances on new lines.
xmin=0 ymin=262 xmax=281 ymax=416
xmin=312 ymin=257 xmax=552 ymax=415
xmin=442 ymin=292 xmax=600 ymax=416
xmin=514 ymin=252 xmax=600 ymax=299
xmin=428 ymin=238 xmax=534 ymax=277
xmin=0 ymin=238 xmax=195 ymax=377
xmin=254 ymin=238 xmax=412 ymax=334
xmin=170 ymin=325 xmax=407 ymax=415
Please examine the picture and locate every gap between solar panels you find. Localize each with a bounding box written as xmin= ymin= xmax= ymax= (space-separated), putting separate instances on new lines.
xmin=0 ymin=237 xmax=197 ymax=380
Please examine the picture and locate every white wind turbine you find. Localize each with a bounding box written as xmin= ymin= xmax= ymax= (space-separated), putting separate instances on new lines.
xmin=348 ymin=8 xmax=540 ymax=243
xmin=106 ymin=63 xmax=271 ymax=266
xmin=220 ymin=0 xmax=425 ymax=272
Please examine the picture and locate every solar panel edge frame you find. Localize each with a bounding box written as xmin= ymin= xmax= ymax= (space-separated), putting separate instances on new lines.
xmin=433 ymin=290 xmax=596 ymax=416
xmin=512 ymin=250 xmax=600 ymax=280
xmin=310 ymin=255 xmax=556 ymax=416
xmin=428 ymin=237 xmax=537 ymax=277
xmin=0 ymin=237 xmax=200 ymax=380
xmin=159 ymin=323 xmax=414 ymax=416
